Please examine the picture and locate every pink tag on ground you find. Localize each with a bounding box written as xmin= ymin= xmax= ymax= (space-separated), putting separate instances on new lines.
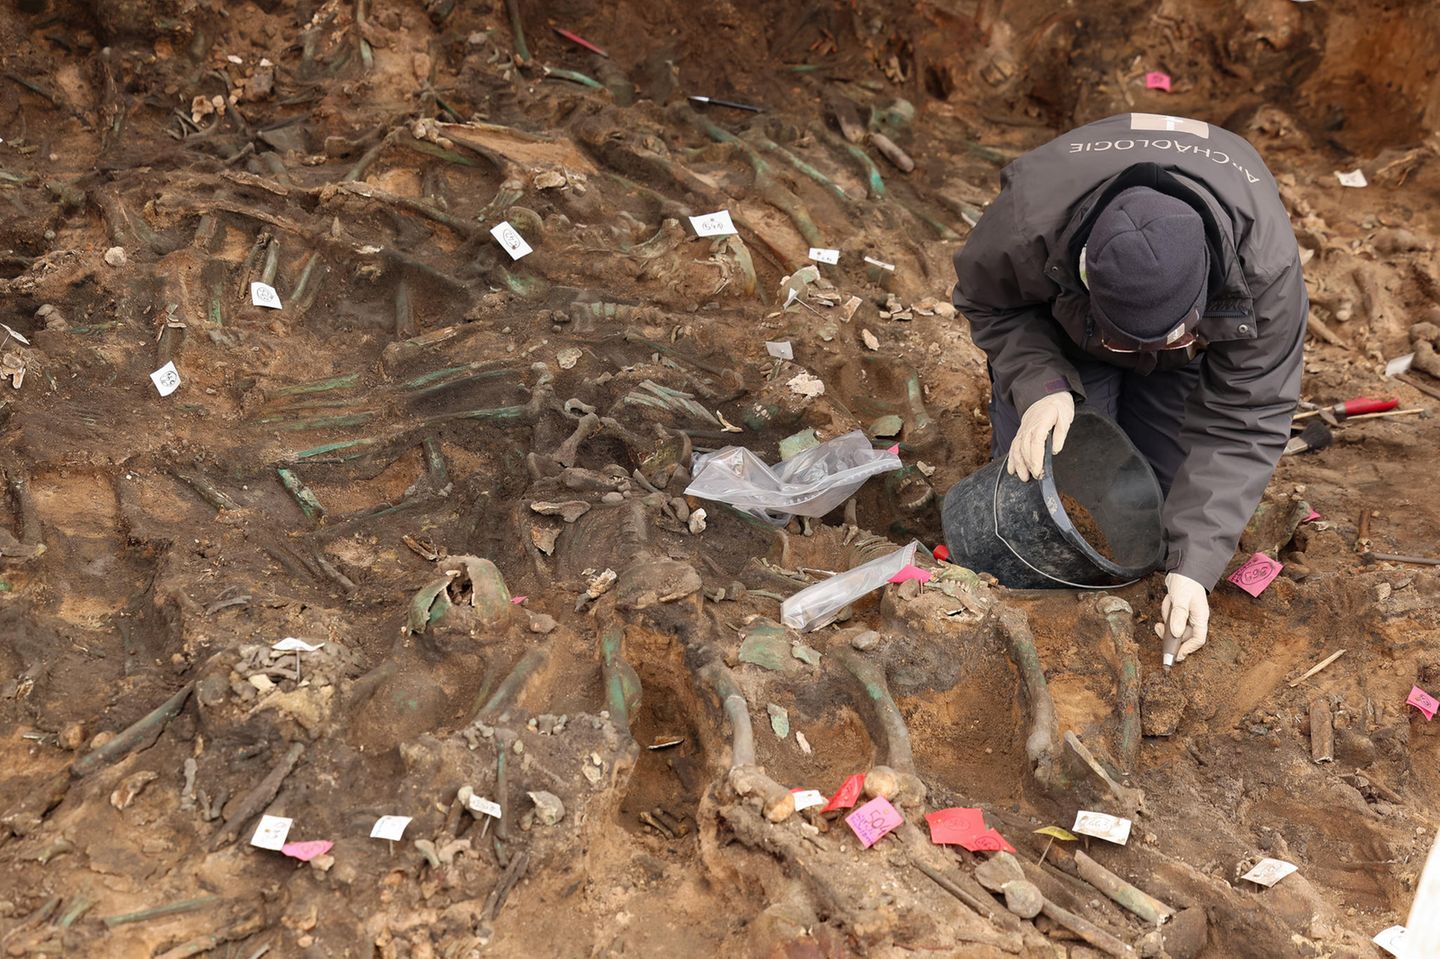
xmin=888 ymin=564 xmax=932 ymax=585
xmin=1145 ymin=71 xmax=1172 ymax=92
xmin=1408 ymin=686 xmax=1439 ymax=721
xmin=1228 ymin=552 xmax=1283 ymax=597
xmin=1303 ymin=509 xmax=1321 ymax=523
xmin=846 ymin=796 xmax=903 ymax=848
xmin=886 ymin=444 xmax=900 ymax=455
xmin=281 ymin=840 xmax=333 ymax=862
xmin=511 ymin=596 xmax=527 ymax=605
xmin=822 ymin=773 xmax=866 ymax=813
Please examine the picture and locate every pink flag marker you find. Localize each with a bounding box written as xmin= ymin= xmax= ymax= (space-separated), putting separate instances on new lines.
xmin=553 ymin=27 xmax=608 ymax=57
xmin=886 ymin=443 xmax=901 ymax=455
xmin=1227 ymin=552 xmax=1283 ymax=597
xmin=1145 ymin=71 xmax=1172 ymax=92
xmin=888 ymin=565 xmax=932 ymax=585
xmin=1303 ymin=509 xmax=1321 ymax=523
xmin=846 ymin=796 xmax=903 ymax=848
xmin=1408 ymin=686 xmax=1439 ymax=721
xmin=281 ymin=840 xmax=333 ymax=862
xmin=511 ymin=596 xmax=527 ymax=605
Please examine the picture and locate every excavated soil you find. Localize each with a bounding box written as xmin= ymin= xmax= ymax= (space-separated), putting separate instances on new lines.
xmin=1059 ymin=493 xmax=1114 ymax=562
xmin=2 ymin=0 xmax=1440 ymax=957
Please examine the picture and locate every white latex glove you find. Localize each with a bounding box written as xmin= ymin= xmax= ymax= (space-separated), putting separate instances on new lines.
xmin=1153 ymin=573 xmax=1209 ymax=665
xmin=1006 ymin=392 xmax=1075 ymax=482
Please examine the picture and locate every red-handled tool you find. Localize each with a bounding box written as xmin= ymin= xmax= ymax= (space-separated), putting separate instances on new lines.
xmin=1294 ymin=396 xmax=1398 ymax=423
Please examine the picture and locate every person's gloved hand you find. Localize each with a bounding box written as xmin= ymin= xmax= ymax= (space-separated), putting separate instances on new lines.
xmin=1154 ymin=573 xmax=1209 ymax=663
xmin=1007 ymin=392 xmax=1075 ymax=481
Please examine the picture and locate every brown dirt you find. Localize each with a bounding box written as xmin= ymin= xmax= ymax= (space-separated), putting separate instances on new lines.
xmin=1060 ymin=491 xmax=1116 ymax=561
xmin=0 ymin=0 xmax=1439 ymax=956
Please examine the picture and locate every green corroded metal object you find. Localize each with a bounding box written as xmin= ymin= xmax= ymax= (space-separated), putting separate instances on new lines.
xmin=601 ymin=626 xmax=640 ymax=732
xmin=406 ymin=573 xmax=455 ymax=634
xmin=739 ymin=620 xmax=793 ymax=672
xmin=791 ymin=641 xmax=821 ymax=667
xmin=767 ymin=703 xmax=790 ymax=738
xmin=276 ymin=467 xmax=325 ymax=520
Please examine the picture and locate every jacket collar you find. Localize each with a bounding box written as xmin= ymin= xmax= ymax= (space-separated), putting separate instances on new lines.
xmin=1044 ymin=162 xmax=1252 ymax=313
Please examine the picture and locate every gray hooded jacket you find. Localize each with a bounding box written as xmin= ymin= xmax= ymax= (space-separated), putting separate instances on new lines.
xmin=952 ymin=113 xmax=1307 ymax=590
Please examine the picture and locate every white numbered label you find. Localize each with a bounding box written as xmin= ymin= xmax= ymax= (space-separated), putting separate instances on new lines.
xmin=688 ymin=210 xmax=737 ymax=237
xmin=1372 ymin=925 xmax=1406 ymax=956
xmin=150 ymin=361 xmax=181 ymax=397
xmin=468 ymin=795 xmax=502 ymax=818
xmin=765 ymin=341 xmax=793 ymax=360
xmin=1072 ymin=810 xmax=1132 ymax=845
xmin=1335 ymin=169 xmax=1368 ymax=188
xmin=792 ymin=789 xmax=825 ymax=811
xmin=273 ymin=637 xmax=323 ymax=652
xmin=490 ymin=221 xmax=533 ymax=260
xmin=863 ymin=255 xmax=895 ymax=272
xmin=250 ymin=282 xmax=282 ymax=309
xmin=808 ymin=248 xmax=839 ymax=265
xmin=1241 ymin=857 xmax=1298 ymax=887
xmin=250 ymin=814 xmax=293 ymax=850
xmin=370 ymin=815 xmax=412 ymax=840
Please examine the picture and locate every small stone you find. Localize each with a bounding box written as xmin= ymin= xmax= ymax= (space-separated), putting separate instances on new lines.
xmin=600 ymin=491 xmax=624 ymax=506
xmin=582 ymin=763 xmax=603 ymax=785
xmin=58 ymin=722 xmax=87 ymax=751
xmin=850 ymin=630 xmax=881 ymax=651
xmin=557 ymin=347 xmax=582 ymax=369
xmin=688 ymin=508 xmax=707 ymax=535
xmin=861 ymin=328 xmax=880 ymax=351
xmin=103 ymin=246 xmax=127 ymax=267
xmin=528 ymin=790 xmax=565 ymax=825
xmin=248 ymin=674 xmax=276 ymax=693
xmin=527 ymin=612 xmax=557 ymax=634
xmin=1001 ymin=880 xmax=1044 ymax=919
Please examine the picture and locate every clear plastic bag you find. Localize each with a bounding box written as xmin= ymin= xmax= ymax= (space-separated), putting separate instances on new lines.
xmin=685 ymin=430 xmax=901 ymax=525
xmin=781 ymin=541 xmax=918 ymax=632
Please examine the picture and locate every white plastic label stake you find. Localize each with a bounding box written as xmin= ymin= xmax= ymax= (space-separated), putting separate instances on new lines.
xmin=1373 ymin=925 xmax=1407 ymax=956
xmin=765 ymin=341 xmax=793 ymax=360
xmin=1335 ymin=169 xmax=1368 ymax=188
xmin=792 ymin=789 xmax=826 ymax=811
xmin=863 ymin=255 xmax=895 ymax=272
xmin=250 ymin=282 xmax=282 ymax=309
xmin=1071 ymin=810 xmax=1132 ymax=845
xmin=250 ymin=814 xmax=293 ymax=850
xmin=273 ymin=637 xmax=323 ymax=652
xmin=808 ymin=248 xmax=839 ymax=265
xmin=489 ymin=221 xmax=533 ymax=260
xmin=0 ymin=322 xmax=30 ymax=346
xmin=688 ymin=210 xmax=737 ymax=237
xmin=150 ymin=361 xmax=181 ymax=397
xmin=468 ymin=795 xmax=502 ymax=818
xmin=370 ymin=815 xmax=412 ymax=840
xmin=1241 ymin=858 xmax=1298 ymax=887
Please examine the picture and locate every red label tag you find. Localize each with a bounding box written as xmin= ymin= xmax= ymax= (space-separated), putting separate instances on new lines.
xmin=822 ymin=773 xmax=866 ymax=813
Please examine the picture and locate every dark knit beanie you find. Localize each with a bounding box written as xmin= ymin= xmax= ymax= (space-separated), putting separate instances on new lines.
xmin=1086 ymin=187 xmax=1208 ymax=347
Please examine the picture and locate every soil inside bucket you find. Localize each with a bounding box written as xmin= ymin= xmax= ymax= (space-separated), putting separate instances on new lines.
xmin=1059 ymin=493 xmax=1115 ymax=561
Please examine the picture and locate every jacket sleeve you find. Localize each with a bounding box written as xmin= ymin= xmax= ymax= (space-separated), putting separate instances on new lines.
xmin=1162 ymin=258 xmax=1307 ymax=590
xmin=951 ymin=186 xmax=1084 ymax=415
